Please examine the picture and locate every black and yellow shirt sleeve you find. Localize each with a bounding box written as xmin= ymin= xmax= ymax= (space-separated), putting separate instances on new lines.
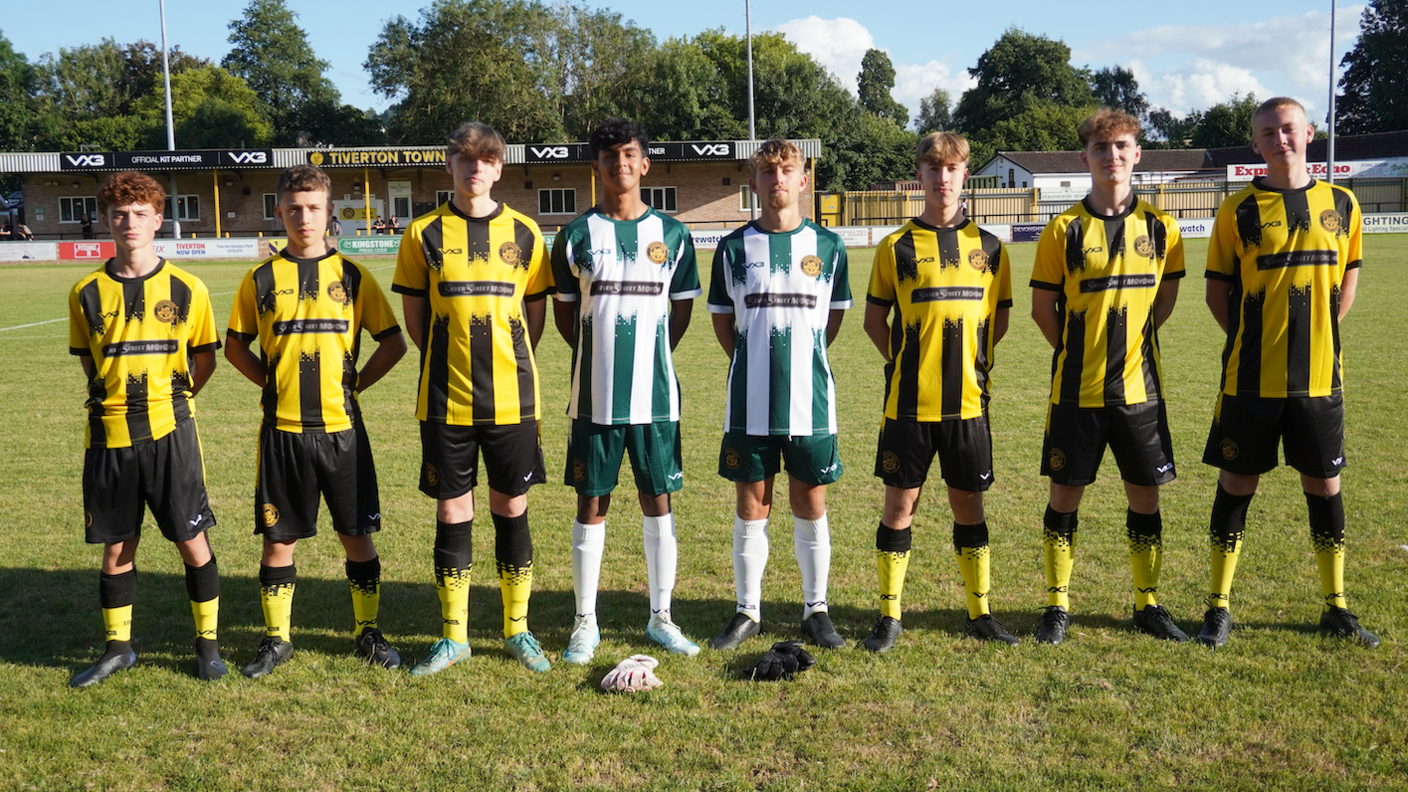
xmin=392 ymin=201 xmax=548 ymax=425
xmin=868 ymin=219 xmax=1013 ymax=422
xmin=1032 ymin=199 xmax=1184 ymax=409
xmin=1206 ymin=179 xmax=1360 ymax=398
xmin=69 ymin=260 xmax=220 ymax=449
xmin=227 ymin=250 xmax=401 ymax=433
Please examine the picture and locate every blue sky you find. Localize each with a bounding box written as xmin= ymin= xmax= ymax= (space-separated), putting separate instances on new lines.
xmin=2 ymin=1 xmax=1365 ymax=124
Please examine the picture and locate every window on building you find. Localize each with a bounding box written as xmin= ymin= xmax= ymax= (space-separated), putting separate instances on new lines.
xmin=263 ymin=194 xmax=277 ymax=220
xmin=163 ymin=195 xmax=200 ymax=221
xmin=393 ymin=197 xmax=410 ymax=218
xmin=436 ymin=190 xmax=454 ymax=206
xmin=1008 ymin=168 xmax=1015 ymax=188
xmin=641 ymin=187 xmax=677 ymax=213
xmin=60 ymin=196 xmax=97 ymax=223
xmin=739 ymin=186 xmax=756 ymax=212
xmin=539 ymin=188 xmax=576 ymax=215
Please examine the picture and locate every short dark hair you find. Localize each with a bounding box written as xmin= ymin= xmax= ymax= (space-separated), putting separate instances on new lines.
xmin=276 ymin=165 xmax=332 ymax=199
xmin=589 ymin=118 xmax=649 ymax=160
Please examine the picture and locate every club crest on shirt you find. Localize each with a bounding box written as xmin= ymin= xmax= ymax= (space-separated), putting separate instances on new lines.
xmin=1133 ymin=235 xmax=1153 ymax=258
xmin=724 ymin=448 xmax=742 ymax=469
xmin=1047 ymin=448 xmax=1066 ymax=472
xmin=1220 ymin=438 xmax=1239 ymax=461
xmin=1319 ymin=210 xmax=1344 ymax=234
xmin=499 ymin=241 xmax=522 ymax=266
xmin=152 ymin=299 xmax=179 ymax=325
xmin=647 ymin=241 xmax=669 ymax=264
xmin=327 ymin=281 xmax=350 ymax=306
xmin=261 ymin=503 xmax=280 ymax=528
xmin=800 ymin=255 xmax=823 ymax=277
xmin=881 ymin=451 xmax=900 ymax=473
xmin=967 ymin=249 xmax=990 ymax=273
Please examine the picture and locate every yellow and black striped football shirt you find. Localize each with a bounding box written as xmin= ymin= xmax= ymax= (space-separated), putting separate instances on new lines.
xmin=68 ymin=259 xmax=221 ymax=449
xmin=1032 ymin=198 xmax=1185 ymax=408
xmin=392 ymin=201 xmax=553 ymax=425
xmin=227 ymin=249 xmax=401 ymax=433
xmin=1207 ymin=179 xmax=1362 ymax=398
xmin=868 ymin=218 xmax=1013 ymax=421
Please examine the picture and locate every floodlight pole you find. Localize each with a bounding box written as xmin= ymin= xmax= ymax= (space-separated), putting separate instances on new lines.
xmin=1327 ymin=0 xmax=1337 ymax=184
xmin=746 ymin=0 xmax=757 ymax=221
xmin=160 ymin=0 xmax=181 ymax=239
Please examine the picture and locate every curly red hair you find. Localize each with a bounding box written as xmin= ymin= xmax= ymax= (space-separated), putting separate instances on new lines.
xmin=97 ymin=171 xmax=166 ymax=214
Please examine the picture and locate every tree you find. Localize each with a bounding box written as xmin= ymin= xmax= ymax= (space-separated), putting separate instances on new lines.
xmin=0 ymin=31 xmax=43 ymax=152
xmin=366 ymin=0 xmax=563 ymax=144
xmin=537 ymin=4 xmax=658 ymax=140
xmin=1337 ymin=0 xmax=1408 ymax=134
xmin=33 ymin=39 xmax=206 ymax=150
xmin=1145 ymin=107 xmax=1201 ymax=148
xmin=132 ymin=65 xmax=273 ymax=148
xmin=1189 ymin=93 xmax=1258 ymax=149
xmin=1090 ymin=66 xmax=1149 ymax=119
xmin=915 ymin=87 xmax=952 ymax=134
xmin=983 ymin=96 xmax=1094 ymax=153
xmin=631 ymin=37 xmax=736 ymax=140
xmin=953 ymin=28 xmax=1094 ymax=135
xmin=224 ymin=0 xmax=377 ymax=144
xmin=857 ymin=48 xmax=907 ymax=127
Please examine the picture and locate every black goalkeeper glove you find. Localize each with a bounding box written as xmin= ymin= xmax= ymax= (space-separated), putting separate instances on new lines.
xmin=745 ymin=641 xmax=816 ymax=681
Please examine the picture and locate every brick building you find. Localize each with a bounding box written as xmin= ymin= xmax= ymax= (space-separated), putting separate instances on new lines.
xmin=0 ymin=139 xmax=820 ymax=241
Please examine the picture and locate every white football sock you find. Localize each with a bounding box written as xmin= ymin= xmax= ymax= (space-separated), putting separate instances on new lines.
xmin=642 ymin=512 xmax=677 ymax=615
xmin=571 ymin=519 xmax=605 ymax=617
xmin=794 ymin=513 xmax=831 ymax=619
xmin=733 ymin=516 xmax=769 ymax=622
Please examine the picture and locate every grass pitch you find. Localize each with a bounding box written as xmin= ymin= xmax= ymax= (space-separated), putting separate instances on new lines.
xmin=0 ymin=237 xmax=1405 ymax=790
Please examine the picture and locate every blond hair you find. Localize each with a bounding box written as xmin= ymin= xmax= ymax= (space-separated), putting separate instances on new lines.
xmin=917 ymin=132 xmax=970 ymax=168
xmin=750 ymin=139 xmax=803 ymax=175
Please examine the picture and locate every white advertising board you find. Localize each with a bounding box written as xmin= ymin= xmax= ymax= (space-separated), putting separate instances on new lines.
xmin=1362 ymin=213 xmax=1408 ymax=233
xmin=1176 ymin=218 xmax=1214 ymax=239
xmin=151 ymin=239 xmax=262 ymax=258
xmin=1227 ymin=158 xmax=1408 ymax=182
xmin=0 ymin=242 xmax=58 ymax=262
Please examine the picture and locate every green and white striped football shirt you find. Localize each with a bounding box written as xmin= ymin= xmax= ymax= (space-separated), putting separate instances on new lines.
xmin=706 ymin=220 xmax=852 ymax=436
xmin=551 ymin=207 xmax=701 ymax=425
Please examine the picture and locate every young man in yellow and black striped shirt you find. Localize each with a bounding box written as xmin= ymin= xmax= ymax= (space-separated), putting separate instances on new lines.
xmin=1198 ymin=97 xmax=1376 ymax=649
xmin=862 ymin=132 xmax=1016 ymax=652
xmin=393 ymin=121 xmax=556 ymax=674
xmin=1030 ymin=108 xmax=1187 ymax=645
xmin=67 ymin=171 xmax=226 ymax=686
xmin=226 ymin=165 xmax=407 ymax=678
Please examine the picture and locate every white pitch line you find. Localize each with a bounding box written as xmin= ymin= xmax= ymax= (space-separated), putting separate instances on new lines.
xmin=0 ymin=317 xmax=66 ymax=333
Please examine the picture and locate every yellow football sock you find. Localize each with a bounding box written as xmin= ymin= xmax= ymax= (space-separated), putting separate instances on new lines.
xmin=258 ymin=564 xmax=296 ymax=642
xmin=1043 ymin=507 xmax=1076 ymax=609
xmin=1127 ymin=510 xmax=1163 ymax=611
xmin=952 ymin=522 xmax=991 ymax=619
xmin=876 ymin=524 xmax=912 ymax=621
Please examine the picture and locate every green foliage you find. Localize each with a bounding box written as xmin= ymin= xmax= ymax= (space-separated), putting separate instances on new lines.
xmin=824 ymin=112 xmax=919 ymax=191
xmin=1337 ymin=0 xmax=1408 ymax=134
xmin=1145 ymin=106 xmax=1200 ymax=148
xmin=366 ymin=0 xmax=565 ymax=144
xmin=915 ymin=87 xmax=952 ymax=135
xmin=984 ymin=96 xmax=1095 ymax=154
xmin=131 ymin=66 xmax=272 ymax=148
xmin=0 ymin=30 xmax=44 ymax=151
xmin=633 ymin=37 xmax=738 ymax=141
xmin=857 ymin=48 xmax=908 ymax=127
xmin=1189 ymin=93 xmax=1258 ymax=149
xmin=222 ymin=0 xmax=382 ymax=145
xmin=1090 ymin=65 xmax=1149 ymax=119
xmin=539 ymin=4 xmax=658 ymax=140
xmin=954 ymin=28 xmax=1094 ymax=135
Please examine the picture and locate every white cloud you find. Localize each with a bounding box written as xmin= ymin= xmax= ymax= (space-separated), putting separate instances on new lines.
xmin=774 ymin=16 xmax=875 ymax=94
xmin=774 ymin=16 xmax=974 ymax=125
xmin=1079 ymin=6 xmax=1365 ymax=117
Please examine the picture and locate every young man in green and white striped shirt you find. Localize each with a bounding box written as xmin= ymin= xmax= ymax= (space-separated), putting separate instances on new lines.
xmin=551 ymin=118 xmax=703 ymax=664
xmin=706 ymin=139 xmax=852 ymax=651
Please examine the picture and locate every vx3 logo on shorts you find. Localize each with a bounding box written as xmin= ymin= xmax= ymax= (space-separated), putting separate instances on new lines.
xmin=1156 ymin=463 xmax=1174 ymax=474
xmin=979 ymin=472 xmax=993 ymax=481
xmin=187 ymin=514 xmax=204 ymax=528
xmin=1332 ymin=456 xmax=1345 ymax=466
xmin=522 ymin=472 xmax=534 ymax=482
xmin=818 ymin=463 xmax=839 ymax=474
xmin=367 ymin=513 xmax=382 ymax=523
xmin=667 ymin=472 xmax=683 ymax=481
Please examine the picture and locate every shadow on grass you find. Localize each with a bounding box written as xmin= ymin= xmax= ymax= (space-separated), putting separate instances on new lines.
xmin=3 ymin=567 xmax=1125 ymax=676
